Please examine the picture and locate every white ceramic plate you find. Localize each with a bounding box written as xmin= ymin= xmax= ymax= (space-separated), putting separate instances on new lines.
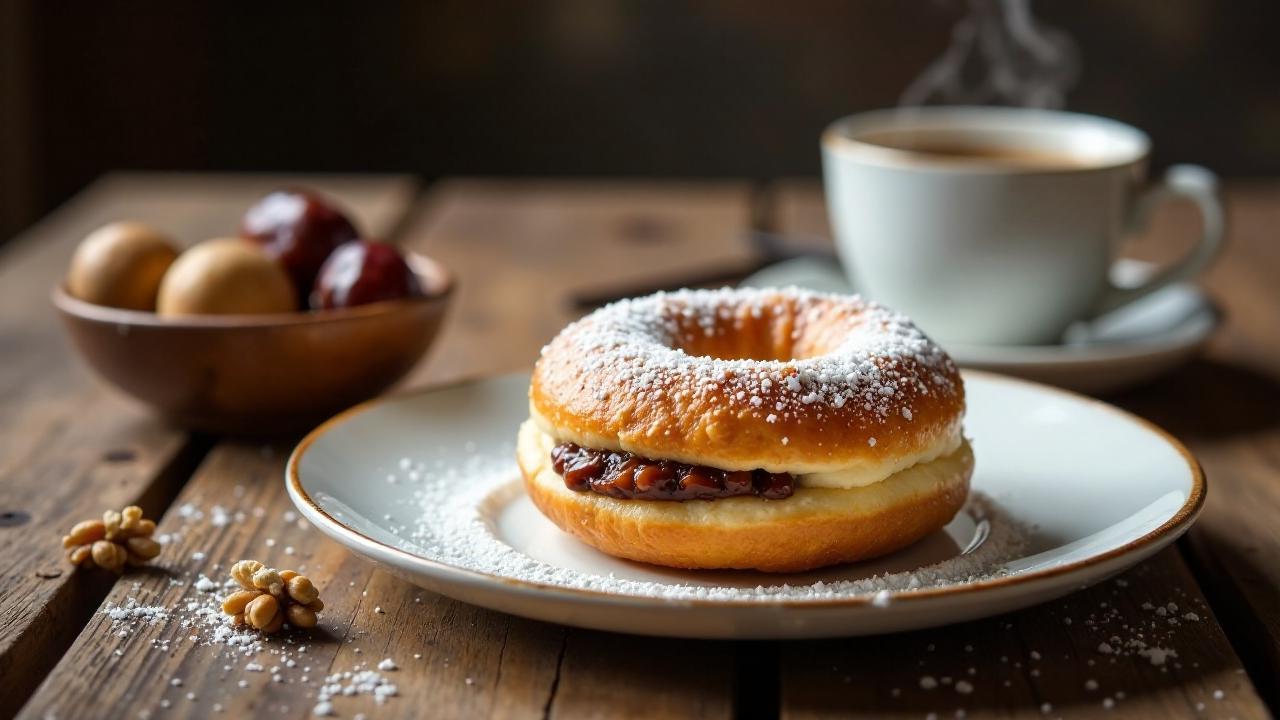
xmin=741 ymin=257 xmax=1222 ymax=395
xmin=287 ymin=372 xmax=1203 ymax=639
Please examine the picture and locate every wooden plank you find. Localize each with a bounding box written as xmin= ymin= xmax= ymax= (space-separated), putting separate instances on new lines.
xmin=19 ymin=181 xmax=752 ymax=719
xmin=1111 ymin=182 xmax=1280 ymax=707
xmin=406 ymin=178 xmax=757 ymax=384
xmin=15 ymin=442 xmax=563 ymax=720
xmin=767 ymin=180 xmax=1272 ymax=718
xmin=0 ymin=172 xmax=416 ymax=716
xmin=548 ymin=631 xmax=735 ymax=719
xmin=781 ymin=551 xmax=1264 ymax=720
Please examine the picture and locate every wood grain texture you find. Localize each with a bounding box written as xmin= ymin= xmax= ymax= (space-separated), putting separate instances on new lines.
xmin=1110 ymin=182 xmax=1280 ymax=708
xmin=0 ymin=173 xmax=416 ymax=716
xmin=17 ymin=180 xmax=753 ymax=719
xmin=401 ymin=178 xmax=755 ymax=384
xmin=547 ymin=631 xmax=734 ymax=720
xmin=767 ymin=180 xmax=1273 ymax=719
xmin=780 ymin=551 xmax=1264 ymax=720
xmin=16 ymin=441 xmax=562 ymax=720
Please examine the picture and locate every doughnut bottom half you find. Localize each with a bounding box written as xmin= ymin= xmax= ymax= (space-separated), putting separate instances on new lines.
xmin=516 ymin=420 xmax=973 ymax=572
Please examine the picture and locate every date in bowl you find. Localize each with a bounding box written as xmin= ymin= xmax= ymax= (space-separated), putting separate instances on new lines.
xmin=53 ymin=254 xmax=453 ymax=434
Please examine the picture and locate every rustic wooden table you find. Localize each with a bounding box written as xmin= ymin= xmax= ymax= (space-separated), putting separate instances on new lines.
xmin=1 ymin=174 xmax=1276 ymax=720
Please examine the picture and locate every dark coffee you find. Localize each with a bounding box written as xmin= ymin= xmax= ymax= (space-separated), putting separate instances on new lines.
xmin=859 ymin=132 xmax=1092 ymax=169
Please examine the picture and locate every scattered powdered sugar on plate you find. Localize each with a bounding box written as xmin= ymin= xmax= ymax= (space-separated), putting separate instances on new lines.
xmin=390 ymin=455 xmax=1029 ymax=603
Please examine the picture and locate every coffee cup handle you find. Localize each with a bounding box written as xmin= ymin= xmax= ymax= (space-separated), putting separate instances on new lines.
xmin=1089 ymin=164 xmax=1225 ymax=317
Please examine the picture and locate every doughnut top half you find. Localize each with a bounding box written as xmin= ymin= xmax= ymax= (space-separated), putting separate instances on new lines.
xmin=530 ymin=287 xmax=965 ymax=475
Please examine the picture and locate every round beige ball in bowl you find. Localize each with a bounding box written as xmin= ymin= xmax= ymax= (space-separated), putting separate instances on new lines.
xmin=67 ymin=221 xmax=178 ymax=310
xmin=157 ymin=238 xmax=296 ymax=316
xmin=53 ymin=254 xmax=455 ymax=434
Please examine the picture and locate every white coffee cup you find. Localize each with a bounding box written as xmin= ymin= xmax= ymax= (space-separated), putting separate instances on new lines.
xmin=821 ymin=106 xmax=1223 ymax=346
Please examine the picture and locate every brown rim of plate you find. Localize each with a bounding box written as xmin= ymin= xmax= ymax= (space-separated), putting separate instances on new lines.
xmin=285 ymin=369 xmax=1207 ymax=609
xmin=51 ymin=252 xmax=453 ymax=328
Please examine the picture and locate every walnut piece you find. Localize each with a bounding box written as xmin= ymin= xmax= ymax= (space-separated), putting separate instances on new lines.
xmin=63 ymin=505 xmax=160 ymax=573
xmin=221 ymin=560 xmax=324 ymax=634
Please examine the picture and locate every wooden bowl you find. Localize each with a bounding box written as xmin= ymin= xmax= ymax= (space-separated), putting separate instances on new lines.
xmin=53 ymin=255 xmax=454 ymax=435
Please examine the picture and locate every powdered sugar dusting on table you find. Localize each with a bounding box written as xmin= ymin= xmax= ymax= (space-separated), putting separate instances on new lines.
xmin=543 ymin=286 xmax=959 ymax=425
xmin=388 ymin=455 xmax=1027 ymax=602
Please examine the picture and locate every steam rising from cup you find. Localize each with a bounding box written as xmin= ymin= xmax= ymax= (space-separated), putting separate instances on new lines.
xmin=901 ymin=0 xmax=1079 ymax=109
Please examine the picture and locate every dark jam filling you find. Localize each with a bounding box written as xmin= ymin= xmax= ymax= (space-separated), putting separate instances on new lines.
xmin=550 ymin=443 xmax=794 ymax=501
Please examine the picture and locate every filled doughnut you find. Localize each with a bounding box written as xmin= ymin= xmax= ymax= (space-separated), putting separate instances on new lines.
xmin=518 ymin=286 xmax=971 ymax=572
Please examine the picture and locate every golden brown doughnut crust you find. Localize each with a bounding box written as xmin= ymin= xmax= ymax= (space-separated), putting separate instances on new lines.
xmin=530 ymin=287 xmax=964 ymax=474
xmin=518 ymin=420 xmax=973 ymax=572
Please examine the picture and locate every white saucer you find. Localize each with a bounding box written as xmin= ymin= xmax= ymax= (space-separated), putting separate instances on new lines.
xmin=741 ymin=257 xmax=1222 ymax=395
xmin=287 ymin=372 xmax=1203 ymax=639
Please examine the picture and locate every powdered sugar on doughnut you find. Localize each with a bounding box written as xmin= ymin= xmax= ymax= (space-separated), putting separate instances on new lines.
xmin=532 ymin=286 xmax=965 ymax=474
xmin=550 ymin=286 xmax=958 ymax=425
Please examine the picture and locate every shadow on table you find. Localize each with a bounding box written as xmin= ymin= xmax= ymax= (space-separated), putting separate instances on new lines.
xmin=776 ymin=559 xmax=1249 ymax=717
xmin=1110 ymin=358 xmax=1280 ymax=708
xmin=1181 ymin=524 xmax=1280 ymax=711
xmin=1107 ymin=358 xmax=1280 ymax=440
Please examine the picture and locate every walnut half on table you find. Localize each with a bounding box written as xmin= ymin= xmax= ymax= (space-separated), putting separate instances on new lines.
xmin=62 ymin=505 xmax=162 ymax=573
xmin=221 ymin=559 xmax=325 ymax=634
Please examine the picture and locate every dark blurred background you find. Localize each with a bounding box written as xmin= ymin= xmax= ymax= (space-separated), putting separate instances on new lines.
xmin=3 ymin=0 xmax=1279 ymax=242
